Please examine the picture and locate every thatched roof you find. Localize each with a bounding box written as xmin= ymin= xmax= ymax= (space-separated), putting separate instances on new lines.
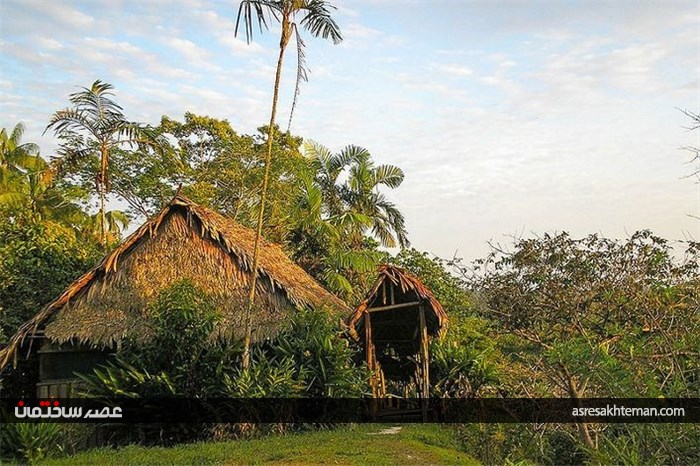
xmin=0 ymin=194 xmax=348 ymax=369
xmin=346 ymin=264 xmax=447 ymax=340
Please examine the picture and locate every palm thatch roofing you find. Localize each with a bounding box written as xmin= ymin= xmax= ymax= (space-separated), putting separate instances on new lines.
xmin=0 ymin=194 xmax=348 ymax=370
xmin=346 ymin=264 xmax=447 ymax=341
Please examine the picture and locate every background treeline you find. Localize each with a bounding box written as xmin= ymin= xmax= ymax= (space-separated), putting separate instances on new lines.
xmin=1 ymin=82 xmax=699 ymax=464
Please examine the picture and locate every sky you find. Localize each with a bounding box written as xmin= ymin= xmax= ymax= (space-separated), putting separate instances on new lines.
xmin=1 ymin=0 xmax=699 ymax=262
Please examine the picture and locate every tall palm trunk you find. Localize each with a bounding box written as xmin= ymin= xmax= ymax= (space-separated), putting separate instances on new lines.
xmin=99 ymin=144 xmax=108 ymax=247
xmin=242 ymin=22 xmax=289 ymax=370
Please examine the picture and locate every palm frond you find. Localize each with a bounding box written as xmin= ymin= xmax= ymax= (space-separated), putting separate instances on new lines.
xmin=373 ymin=164 xmax=404 ymax=188
xmin=348 ymin=160 xmax=372 ymax=192
xmin=287 ymin=23 xmax=309 ymax=132
xmin=8 ymin=122 xmax=26 ymax=145
xmin=45 ymin=109 xmax=95 ymax=137
xmin=374 ymin=194 xmax=409 ymax=248
xmin=299 ymin=0 xmax=343 ymax=44
xmin=331 ymin=210 xmax=372 ymax=230
xmin=105 ymin=209 xmax=130 ymax=233
xmin=303 ymin=140 xmax=332 ymax=171
xmin=69 ymin=81 xmax=123 ymax=124
xmin=235 ymin=0 xmax=280 ymax=43
xmin=371 ymin=219 xmax=397 ymax=248
xmin=321 ymin=269 xmax=353 ymax=296
xmin=0 ymin=191 xmax=25 ymax=210
xmin=340 ymin=144 xmax=370 ymax=166
xmin=329 ymin=248 xmax=381 ymax=272
xmin=15 ymin=154 xmax=48 ymax=172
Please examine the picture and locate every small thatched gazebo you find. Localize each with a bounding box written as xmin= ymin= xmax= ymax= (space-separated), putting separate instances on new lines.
xmin=346 ymin=265 xmax=447 ymax=398
xmin=0 ymin=194 xmax=348 ymax=397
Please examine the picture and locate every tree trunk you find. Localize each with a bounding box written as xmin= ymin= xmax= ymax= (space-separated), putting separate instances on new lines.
xmin=565 ymin=371 xmax=595 ymax=449
xmin=99 ymin=144 xmax=108 ymax=247
xmin=242 ymin=30 xmax=287 ymax=370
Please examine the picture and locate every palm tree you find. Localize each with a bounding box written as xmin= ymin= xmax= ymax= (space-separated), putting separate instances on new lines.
xmin=235 ymin=0 xmax=342 ymax=368
xmin=0 ymin=123 xmax=40 ymax=183
xmin=82 ymin=210 xmax=130 ymax=245
xmin=0 ymin=152 xmax=88 ymax=230
xmin=290 ymin=166 xmax=379 ymax=298
xmin=288 ymin=142 xmax=409 ymax=300
xmin=305 ymin=141 xmax=409 ymax=249
xmin=45 ymin=80 xmax=161 ymax=246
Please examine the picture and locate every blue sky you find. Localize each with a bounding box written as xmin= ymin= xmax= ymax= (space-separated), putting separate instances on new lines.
xmin=1 ymin=0 xmax=698 ymax=261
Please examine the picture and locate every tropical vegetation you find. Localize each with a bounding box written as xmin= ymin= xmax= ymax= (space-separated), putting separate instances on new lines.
xmin=0 ymin=27 xmax=698 ymax=464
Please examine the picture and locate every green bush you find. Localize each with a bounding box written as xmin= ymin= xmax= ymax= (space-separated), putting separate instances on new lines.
xmin=271 ymin=307 xmax=370 ymax=398
xmin=0 ymin=422 xmax=63 ymax=464
xmin=586 ymin=424 xmax=700 ymax=466
xmin=78 ymin=280 xmax=241 ymax=398
xmin=76 ymin=282 xmax=369 ymax=444
xmin=0 ymin=221 xmax=100 ymax=397
xmin=454 ymin=423 xmax=544 ymax=465
xmin=430 ymin=316 xmax=499 ymax=397
xmin=218 ymin=307 xmax=369 ymax=398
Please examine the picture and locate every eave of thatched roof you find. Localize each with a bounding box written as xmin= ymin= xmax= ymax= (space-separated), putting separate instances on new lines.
xmin=346 ymin=264 xmax=447 ymax=341
xmin=0 ymin=194 xmax=349 ymax=370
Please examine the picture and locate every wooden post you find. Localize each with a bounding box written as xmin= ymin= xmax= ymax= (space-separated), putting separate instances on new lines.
xmin=365 ymin=312 xmax=374 ymax=390
xmin=418 ymin=305 xmax=430 ymax=421
xmin=365 ymin=311 xmax=379 ymax=418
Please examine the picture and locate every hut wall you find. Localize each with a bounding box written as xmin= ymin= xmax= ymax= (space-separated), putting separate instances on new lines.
xmin=36 ymin=339 xmax=111 ymax=397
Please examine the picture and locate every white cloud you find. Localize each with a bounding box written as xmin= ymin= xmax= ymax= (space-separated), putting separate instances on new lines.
xmin=162 ymin=37 xmax=219 ymax=72
xmin=218 ymin=34 xmax=267 ymax=55
xmin=35 ymin=37 xmax=64 ymax=50
xmin=83 ymin=37 xmax=143 ymax=56
xmin=340 ymin=22 xmax=406 ymax=48
xmin=431 ymin=63 xmax=473 ymax=78
xmin=29 ymin=0 xmax=95 ymax=28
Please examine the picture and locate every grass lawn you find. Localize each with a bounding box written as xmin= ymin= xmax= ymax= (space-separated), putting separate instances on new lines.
xmin=38 ymin=424 xmax=477 ymax=466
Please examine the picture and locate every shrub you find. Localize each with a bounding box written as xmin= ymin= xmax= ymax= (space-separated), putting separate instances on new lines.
xmin=0 ymin=422 xmax=63 ymax=464
xmin=272 ymin=307 xmax=370 ymax=397
xmin=78 ymin=279 xmax=241 ymax=398
xmin=76 ymin=282 xmax=369 ymax=444
xmin=430 ymin=316 xmax=499 ymax=397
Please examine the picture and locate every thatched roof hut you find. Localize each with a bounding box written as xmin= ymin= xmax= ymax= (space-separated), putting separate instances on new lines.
xmin=346 ymin=265 xmax=447 ymax=398
xmin=347 ymin=265 xmax=447 ymax=339
xmin=0 ymin=194 xmax=348 ymax=370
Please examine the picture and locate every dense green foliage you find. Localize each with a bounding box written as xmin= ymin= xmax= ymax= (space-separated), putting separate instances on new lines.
xmin=429 ymin=317 xmax=499 ymax=397
xmin=290 ymin=143 xmax=411 ymax=301
xmin=0 ymin=221 xmax=100 ymax=343
xmin=0 ymin=422 xmax=63 ymax=464
xmin=222 ymin=308 xmax=369 ymax=398
xmin=389 ymin=248 xmax=470 ymax=316
xmin=46 ymin=80 xmax=163 ymax=246
xmin=78 ymin=281 xmax=368 ymax=401
xmin=77 ymin=280 xmax=238 ymax=398
xmin=72 ymin=281 xmax=368 ymax=445
xmin=472 ymin=231 xmax=699 ymax=400
xmin=455 ymin=231 xmax=700 ymax=464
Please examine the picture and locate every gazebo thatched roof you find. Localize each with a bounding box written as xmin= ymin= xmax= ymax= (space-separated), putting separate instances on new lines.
xmin=346 ymin=265 xmax=447 ymax=396
xmin=0 ymin=194 xmax=348 ymax=369
xmin=346 ymin=264 xmax=447 ymax=340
